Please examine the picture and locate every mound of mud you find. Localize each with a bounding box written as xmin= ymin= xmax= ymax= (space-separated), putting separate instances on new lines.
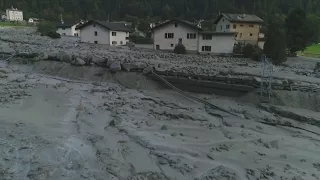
xmin=271 ymin=90 xmax=320 ymax=112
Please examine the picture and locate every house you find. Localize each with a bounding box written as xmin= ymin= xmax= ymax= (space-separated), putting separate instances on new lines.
xmin=56 ymin=21 xmax=82 ymax=36
xmin=76 ymin=20 xmax=133 ymax=45
xmin=151 ymin=19 xmax=235 ymax=54
xmin=6 ymin=7 xmax=23 ymax=21
xmin=28 ymin=18 xmax=41 ymax=25
xmin=1 ymin=14 xmax=6 ymax=20
xmin=214 ymin=13 xmax=264 ymax=45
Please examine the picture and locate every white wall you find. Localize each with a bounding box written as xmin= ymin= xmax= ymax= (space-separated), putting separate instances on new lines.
xmin=57 ymin=24 xmax=80 ymax=36
xmin=153 ymin=22 xmax=198 ymax=51
xmin=109 ymin=31 xmax=128 ymax=45
xmin=80 ymin=24 xmax=110 ymax=45
xmin=57 ymin=28 xmax=72 ymax=36
xmin=198 ymin=34 xmax=235 ymax=54
xmin=215 ymin=17 xmax=231 ymax=32
xmin=6 ymin=10 xmax=23 ymax=21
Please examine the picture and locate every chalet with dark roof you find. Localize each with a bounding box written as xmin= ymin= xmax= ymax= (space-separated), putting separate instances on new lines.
xmin=214 ymin=13 xmax=264 ymax=45
xmin=151 ymin=19 xmax=235 ymax=54
xmin=76 ymin=20 xmax=133 ymax=45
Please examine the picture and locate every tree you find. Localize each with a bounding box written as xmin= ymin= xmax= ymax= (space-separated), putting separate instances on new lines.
xmin=286 ymin=8 xmax=309 ymax=54
xmin=138 ymin=19 xmax=150 ymax=34
xmin=306 ymin=14 xmax=320 ymax=44
xmin=264 ymin=20 xmax=287 ymax=65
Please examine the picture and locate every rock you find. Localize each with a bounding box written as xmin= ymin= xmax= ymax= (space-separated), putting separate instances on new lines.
xmin=59 ymin=52 xmax=72 ymax=62
xmin=160 ymin=125 xmax=168 ymax=130
xmin=122 ymin=62 xmax=147 ymax=72
xmin=48 ymin=52 xmax=58 ymax=60
xmin=142 ymin=66 xmax=154 ymax=75
xmin=106 ymin=57 xmax=114 ymax=68
xmin=0 ymin=43 xmax=16 ymax=54
xmin=196 ymin=165 xmax=239 ymax=180
xmin=38 ymin=52 xmax=48 ymax=60
xmin=71 ymin=58 xmax=86 ymax=66
xmin=92 ymin=56 xmax=107 ymax=66
xmin=17 ymin=52 xmax=38 ymax=58
xmin=109 ymin=61 xmax=121 ymax=73
xmin=270 ymin=140 xmax=279 ymax=149
xmin=84 ymin=55 xmax=93 ymax=65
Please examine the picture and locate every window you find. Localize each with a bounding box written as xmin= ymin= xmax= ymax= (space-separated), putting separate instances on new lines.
xmin=112 ymin=41 xmax=117 ymax=45
xmin=187 ymin=33 xmax=196 ymax=39
xmin=235 ymin=34 xmax=238 ymax=38
xmin=201 ymin=46 xmax=211 ymax=52
xmin=240 ymin=24 xmax=244 ymax=27
xmin=112 ymin=32 xmax=117 ymax=36
xmin=165 ymin=33 xmax=174 ymax=39
xmin=120 ymin=41 xmax=123 ymax=45
xmin=233 ymin=24 xmax=236 ymax=29
xmin=175 ymin=23 xmax=178 ymax=27
xmin=62 ymin=28 xmax=66 ymax=30
xmin=240 ymin=33 xmax=242 ymax=38
xmin=94 ymin=41 xmax=98 ymax=44
xmin=222 ymin=19 xmax=224 ymax=22
xmin=62 ymin=33 xmax=66 ymax=35
xmin=170 ymin=44 xmax=174 ymax=47
xmin=93 ymin=23 xmax=96 ymax=27
xmin=226 ymin=25 xmax=230 ymax=29
xmin=94 ymin=31 xmax=97 ymax=36
xmin=220 ymin=26 xmax=222 ymax=30
xmin=202 ymin=34 xmax=212 ymax=40
xmin=125 ymin=37 xmax=129 ymax=40
xmin=249 ymin=24 xmax=254 ymax=27
xmin=249 ymin=33 xmax=253 ymax=36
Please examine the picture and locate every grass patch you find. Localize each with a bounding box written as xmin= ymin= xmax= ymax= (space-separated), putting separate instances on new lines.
xmin=0 ymin=21 xmax=33 ymax=27
xmin=302 ymin=44 xmax=320 ymax=58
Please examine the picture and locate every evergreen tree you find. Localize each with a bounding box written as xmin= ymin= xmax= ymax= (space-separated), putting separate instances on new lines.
xmin=264 ymin=20 xmax=287 ymax=65
xmin=285 ymin=8 xmax=309 ymax=54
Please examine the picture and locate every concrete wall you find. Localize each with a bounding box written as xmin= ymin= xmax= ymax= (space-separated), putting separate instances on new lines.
xmin=80 ymin=24 xmax=110 ymax=45
xmin=153 ymin=22 xmax=198 ymax=51
xmin=198 ymin=34 xmax=235 ymax=54
xmin=215 ymin=17 xmax=231 ymax=32
xmin=109 ymin=31 xmax=128 ymax=46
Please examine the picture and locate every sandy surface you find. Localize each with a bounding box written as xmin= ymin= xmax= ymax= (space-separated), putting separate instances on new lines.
xmin=0 ymin=57 xmax=319 ymax=180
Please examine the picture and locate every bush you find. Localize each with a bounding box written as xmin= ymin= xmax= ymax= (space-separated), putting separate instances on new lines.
xmin=233 ymin=43 xmax=242 ymax=54
xmin=129 ymin=35 xmax=153 ymax=44
xmin=47 ymin=31 xmax=61 ymax=39
xmin=37 ymin=21 xmax=60 ymax=39
xmin=242 ymin=44 xmax=262 ymax=61
xmin=174 ymin=44 xmax=187 ymax=54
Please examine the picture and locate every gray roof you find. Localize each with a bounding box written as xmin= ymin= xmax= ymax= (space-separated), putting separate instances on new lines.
xmin=76 ymin=20 xmax=133 ymax=32
xmin=152 ymin=19 xmax=201 ymax=31
xmin=214 ymin=13 xmax=263 ymax=24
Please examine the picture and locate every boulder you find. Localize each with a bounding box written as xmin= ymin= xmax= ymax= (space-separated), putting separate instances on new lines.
xmin=0 ymin=44 xmax=16 ymax=55
xmin=17 ymin=52 xmax=38 ymax=58
xmin=122 ymin=62 xmax=147 ymax=72
xmin=92 ymin=56 xmax=107 ymax=66
xmin=109 ymin=61 xmax=121 ymax=73
xmin=106 ymin=56 xmax=115 ymax=68
xmin=142 ymin=66 xmax=154 ymax=75
xmin=59 ymin=52 xmax=72 ymax=62
xmin=71 ymin=58 xmax=86 ymax=66
xmin=48 ymin=52 xmax=58 ymax=60
xmin=38 ymin=52 xmax=49 ymax=60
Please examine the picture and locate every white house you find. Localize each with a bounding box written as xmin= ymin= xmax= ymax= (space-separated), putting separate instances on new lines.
xmin=6 ymin=7 xmax=23 ymax=21
xmin=56 ymin=22 xmax=81 ymax=36
xmin=151 ymin=19 xmax=235 ymax=54
xmin=76 ymin=20 xmax=133 ymax=45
